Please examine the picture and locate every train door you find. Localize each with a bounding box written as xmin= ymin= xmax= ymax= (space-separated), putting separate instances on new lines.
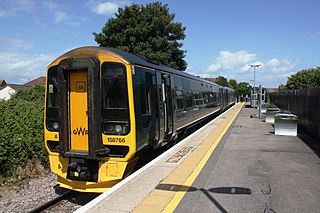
xmin=161 ymin=74 xmax=174 ymax=139
xmin=57 ymin=58 xmax=106 ymax=159
xmin=219 ymin=88 xmax=225 ymax=111
xmin=69 ymin=71 xmax=89 ymax=151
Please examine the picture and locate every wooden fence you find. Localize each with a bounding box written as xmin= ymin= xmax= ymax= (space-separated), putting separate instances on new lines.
xmin=270 ymin=88 xmax=320 ymax=142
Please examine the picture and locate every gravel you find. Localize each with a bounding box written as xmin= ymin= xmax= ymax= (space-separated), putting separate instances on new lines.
xmin=0 ymin=172 xmax=98 ymax=213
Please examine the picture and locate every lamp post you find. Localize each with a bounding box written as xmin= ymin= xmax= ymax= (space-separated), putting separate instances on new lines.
xmin=248 ymin=64 xmax=261 ymax=108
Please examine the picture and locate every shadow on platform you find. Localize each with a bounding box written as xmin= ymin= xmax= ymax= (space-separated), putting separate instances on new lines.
xmin=155 ymin=184 xmax=251 ymax=213
xmin=298 ymin=133 xmax=320 ymax=158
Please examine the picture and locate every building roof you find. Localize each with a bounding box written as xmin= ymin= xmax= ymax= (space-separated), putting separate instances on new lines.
xmin=0 ymin=80 xmax=6 ymax=86
xmin=23 ymin=76 xmax=46 ymax=87
xmin=265 ymin=88 xmax=278 ymax=93
xmin=0 ymin=84 xmax=30 ymax=91
xmin=0 ymin=76 xmax=45 ymax=92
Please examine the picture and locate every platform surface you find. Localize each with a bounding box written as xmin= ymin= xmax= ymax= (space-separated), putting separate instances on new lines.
xmin=76 ymin=104 xmax=320 ymax=213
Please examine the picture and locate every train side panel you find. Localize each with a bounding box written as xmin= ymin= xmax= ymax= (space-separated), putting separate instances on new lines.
xmin=44 ymin=46 xmax=235 ymax=193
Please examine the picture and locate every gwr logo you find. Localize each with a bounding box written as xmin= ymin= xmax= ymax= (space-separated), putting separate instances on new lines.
xmin=73 ymin=127 xmax=88 ymax=136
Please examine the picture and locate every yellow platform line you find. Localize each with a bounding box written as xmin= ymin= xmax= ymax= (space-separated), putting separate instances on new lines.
xmin=132 ymin=103 xmax=244 ymax=213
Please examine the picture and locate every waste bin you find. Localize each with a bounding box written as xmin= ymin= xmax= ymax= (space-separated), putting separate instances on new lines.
xmin=274 ymin=113 xmax=298 ymax=136
xmin=260 ymin=103 xmax=267 ymax=114
xmin=265 ymin=108 xmax=281 ymax=123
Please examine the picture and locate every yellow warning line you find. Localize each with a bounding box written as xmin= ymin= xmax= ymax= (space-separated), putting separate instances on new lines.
xmin=131 ymin=103 xmax=244 ymax=213
xmin=162 ymin=103 xmax=244 ymax=212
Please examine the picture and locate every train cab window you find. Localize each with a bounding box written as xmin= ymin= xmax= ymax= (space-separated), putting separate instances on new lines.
xmin=46 ymin=66 xmax=59 ymax=131
xmin=102 ymin=63 xmax=128 ymax=109
xmin=140 ymin=87 xmax=151 ymax=115
xmin=176 ymin=90 xmax=184 ymax=110
xmin=101 ymin=62 xmax=130 ymax=135
xmin=47 ymin=66 xmax=58 ymax=108
xmin=185 ymin=91 xmax=193 ymax=108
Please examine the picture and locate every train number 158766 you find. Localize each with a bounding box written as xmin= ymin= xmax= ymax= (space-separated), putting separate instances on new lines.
xmin=107 ymin=137 xmax=125 ymax=143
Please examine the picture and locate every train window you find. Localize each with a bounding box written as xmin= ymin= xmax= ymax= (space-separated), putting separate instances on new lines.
xmin=194 ymin=91 xmax=202 ymax=106
xmin=203 ymin=92 xmax=209 ymax=104
xmin=140 ymin=87 xmax=151 ymax=115
xmin=176 ymin=90 xmax=184 ymax=110
xmin=47 ymin=66 xmax=58 ymax=109
xmin=102 ymin=63 xmax=128 ymax=110
xmin=101 ymin=62 xmax=129 ymax=124
xmin=185 ymin=91 xmax=193 ymax=108
xmin=103 ymin=64 xmax=125 ymax=76
xmin=46 ymin=66 xmax=59 ymax=131
xmin=209 ymin=92 xmax=217 ymax=103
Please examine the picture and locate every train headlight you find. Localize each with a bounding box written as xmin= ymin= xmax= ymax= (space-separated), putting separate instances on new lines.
xmin=107 ymin=125 xmax=115 ymax=132
xmin=53 ymin=122 xmax=59 ymax=130
xmin=115 ymin=125 xmax=122 ymax=133
xmin=47 ymin=140 xmax=60 ymax=152
xmin=103 ymin=122 xmax=129 ymax=135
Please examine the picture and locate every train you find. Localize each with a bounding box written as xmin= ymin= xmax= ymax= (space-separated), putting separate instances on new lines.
xmin=44 ymin=46 xmax=235 ymax=193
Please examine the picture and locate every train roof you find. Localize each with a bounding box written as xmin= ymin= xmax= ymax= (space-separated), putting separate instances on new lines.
xmin=95 ymin=46 xmax=222 ymax=87
xmin=57 ymin=46 xmax=231 ymax=89
xmin=107 ymin=47 xmax=222 ymax=86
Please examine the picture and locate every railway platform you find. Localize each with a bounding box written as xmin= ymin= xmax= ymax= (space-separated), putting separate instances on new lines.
xmin=75 ymin=103 xmax=320 ymax=213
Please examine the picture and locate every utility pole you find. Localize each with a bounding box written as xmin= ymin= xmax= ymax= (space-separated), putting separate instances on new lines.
xmin=248 ymin=64 xmax=261 ymax=108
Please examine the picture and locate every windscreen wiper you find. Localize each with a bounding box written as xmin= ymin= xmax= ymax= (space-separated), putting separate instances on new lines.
xmin=104 ymin=76 xmax=119 ymax=96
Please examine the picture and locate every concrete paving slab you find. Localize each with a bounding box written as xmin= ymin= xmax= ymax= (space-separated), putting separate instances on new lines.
xmin=174 ymin=107 xmax=320 ymax=213
xmin=76 ymin=104 xmax=320 ymax=213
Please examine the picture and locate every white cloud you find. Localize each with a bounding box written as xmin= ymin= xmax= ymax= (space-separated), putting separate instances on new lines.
xmin=90 ymin=0 xmax=130 ymax=16
xmin=0 ymin=37 xmax=33 ymax=49
xmin=268 ymin=59 xmax=296 ymax=74
xmin=240 ymin=61 xmax=264 ymax=73
xmin=0 ymin=1 xmax=87 ymax=27
xmin=95 ymin=2 xmax=119 ymax=15
xmin=0 ymin=10 xmax=9 ymax=17
xmin=53 ymin=11 xmax=87 ymax=26
xmin=266 ymin=58 xmax=280 ymax=67
xmin=0 ymin=52 xmax=55 ymax=84
xmin=201 ymin=50 xmax=298 ymax=87
xmin=54 ymin=11 xmax=68 ymax=23
xmin=206 ymin=50 xmax=256 ymax=72
xmin=186 ymin=66 xmax=193 ymax=71
xmin=42 ymin=2 xmax=61 ymax=10
xmin=308 ymin=32 xmax=320 ymax=39
xmin=0 ymin=0 xmax=35 ymax=17
xmin=240 ymin=58 xmax=297 ymax=87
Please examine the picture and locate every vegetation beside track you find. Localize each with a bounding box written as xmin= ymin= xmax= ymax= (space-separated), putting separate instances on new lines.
xmin=0 ymin=86 xmax=48 ymax=186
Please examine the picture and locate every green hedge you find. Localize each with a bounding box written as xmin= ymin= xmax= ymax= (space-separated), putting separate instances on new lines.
xmin=0 ymin=86 xmax=48 ymax=179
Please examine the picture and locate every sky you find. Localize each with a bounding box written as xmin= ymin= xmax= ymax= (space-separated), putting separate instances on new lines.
xmin=0 ymin=0 xmax=319 ymax=88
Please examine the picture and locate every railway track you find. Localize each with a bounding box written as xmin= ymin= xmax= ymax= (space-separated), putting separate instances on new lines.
xmin=28 ymin=190 xmax=74 ymax=213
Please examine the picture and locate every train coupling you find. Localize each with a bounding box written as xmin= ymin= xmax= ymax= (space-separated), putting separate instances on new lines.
xmin=67 ymin=158 xmax=99 ymax=182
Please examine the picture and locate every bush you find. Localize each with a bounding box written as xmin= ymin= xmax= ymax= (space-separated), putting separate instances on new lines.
xmin=266 ymin=102 xmax=278 ymax=108
xmin=0 ymin=86 xmax=48 ymax=180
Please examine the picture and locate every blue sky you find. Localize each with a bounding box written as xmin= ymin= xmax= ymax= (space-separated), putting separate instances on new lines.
xmin=0 ymin=0 xmax=319 ymax=88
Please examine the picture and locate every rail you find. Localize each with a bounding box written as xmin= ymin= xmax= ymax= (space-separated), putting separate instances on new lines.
xmin=28 ymin=190 xmax=74 ymax=213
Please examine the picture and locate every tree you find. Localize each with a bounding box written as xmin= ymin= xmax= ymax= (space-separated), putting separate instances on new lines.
xmin=94 ymin=2 xmax=187 ymax=70
xmin=228 ymin=79 xmax=237 ymax=89
xmin=214 ymin=76 xmax=229 ymax=86
xmin=286 ymin=67 xmax=320 ymax=90
xmin=277 ymin=83 xmax=287 ymax=92
xmin=235 ymin=82 xmax=251 ymax=97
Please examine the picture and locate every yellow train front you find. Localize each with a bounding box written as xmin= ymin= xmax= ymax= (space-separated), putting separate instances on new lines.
xmin=44 ymin=46 xmax=235 ymax=193
xmin=45 ymin=47 xmax=140 ymax=193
